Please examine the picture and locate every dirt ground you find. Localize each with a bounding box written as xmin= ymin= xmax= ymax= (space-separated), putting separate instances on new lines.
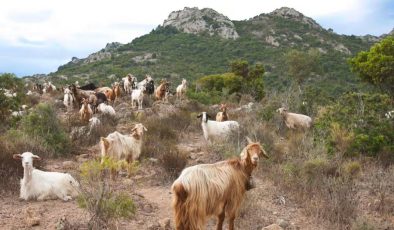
xmin=0 ymin=131 xmax=328 ymax=230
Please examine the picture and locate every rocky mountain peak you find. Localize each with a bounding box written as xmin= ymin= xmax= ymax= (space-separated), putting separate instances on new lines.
xmin=269 ymin=7 xmax=322 ymax=30
xmin=162 ymin=7 xmax=239 ymax=39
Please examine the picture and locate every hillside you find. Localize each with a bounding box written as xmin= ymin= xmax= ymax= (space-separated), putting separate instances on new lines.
xmin=44 ymin=7 xmax=379 ymax=96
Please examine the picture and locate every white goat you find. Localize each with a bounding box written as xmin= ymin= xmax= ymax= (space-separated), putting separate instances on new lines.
xmin=197 ymin=112 xmax=239 ymax=142
xmin=122 ymin=74 xmax=136 ymax=94
xmin=13 ymin=152 xmax=79 ymax=201
xmin=97 ymin=103 xmax=116 ymax=116
xmin=43 ymin=82 xmax=56 ymax=93
xmin=277 ymin=107 xmax=312 ymax=130
xmin=88 ymin=117 xmax=101 ymax=135
xmin=100 ymin=124 xmax=147 ymax=176
xmin=131 ymin=86 xmax=145 ymax=110
xmin=176 ymin=79 xmax=187 ymax=100
xmin=63 ymin=88 xmax=75 ymax=112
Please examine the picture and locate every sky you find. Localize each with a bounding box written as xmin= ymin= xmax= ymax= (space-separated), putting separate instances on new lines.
xmin=0 ymin=0 xmax=393 ymax=77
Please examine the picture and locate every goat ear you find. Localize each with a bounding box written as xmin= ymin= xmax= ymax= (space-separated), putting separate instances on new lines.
xmin=261 ymin=148 xmax=269 ymax=159
xmin=13 ymin=154 xmax=22 ymax=160
xmin=246 ymin=136 xmax=253 ymax=144
xmin=32 ymin=155 xmax=41 ymax=160
xmin=206 ymin=114 xmax=212 ymax=119
xmin=196 ymin=113 xmax=202 ymax=118
xmin=143 ymin=126 xmax=148 ymax=131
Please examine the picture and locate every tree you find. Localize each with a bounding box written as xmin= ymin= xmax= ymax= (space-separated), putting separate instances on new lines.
xmin=285 ymin=49 xmax=320 ymax=87
xmin=230 ymin=60 xmax=249 ymax=78
xmin=349 ymin=36 xmax=394 ymax=96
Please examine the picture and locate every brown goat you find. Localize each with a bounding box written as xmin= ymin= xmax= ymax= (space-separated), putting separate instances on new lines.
xmin=155 ymin=81 xmax=169 ymax=101
xmin=79 ymin=98 xmax=93 ymax=122
xmin=172 ymin=138 xmax=268 ymax=230
xmin=216 ymin=103 xmax=229 ymax=122
xmin=113 ymin=82 xmax=121 ymax=100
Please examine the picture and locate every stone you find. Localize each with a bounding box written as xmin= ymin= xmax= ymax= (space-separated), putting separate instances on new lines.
xmin=277 ymin=219 xmax=289 ymax=229
xmin=143 ymin=204 xmax=153 ymax=213
xmin=159 ymin=218 xmax=171 ymax=229
xmin=262 ymin=224 xmax=283 ymax=230
xmin=62 ymin=161 xmax=75 ymax=169
xmin=163 ymin=7 xmax=239 ymax=39
xmin=24 ymin=207 xmax=40 ymax=227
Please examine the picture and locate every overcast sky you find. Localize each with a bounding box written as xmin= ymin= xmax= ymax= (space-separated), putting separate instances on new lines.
xmin=0 ymin=0 xmax=393 ymax=77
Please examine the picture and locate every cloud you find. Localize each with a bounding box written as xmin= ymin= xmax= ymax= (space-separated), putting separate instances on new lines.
xmin=7 ymin=9 xmax=53 ymax=23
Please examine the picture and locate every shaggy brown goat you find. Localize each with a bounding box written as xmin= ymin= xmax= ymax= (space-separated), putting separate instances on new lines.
xmin=172 ymin=138 xmax=268 ymax=230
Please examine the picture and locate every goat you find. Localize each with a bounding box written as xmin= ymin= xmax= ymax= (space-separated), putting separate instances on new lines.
xmin=216 ymin=104 xmax=229 ymax=122
xmin=131 ymin=86 xmax=145 ymax=110
xmin=172 ymin=138 xmax=268 ymax=230
xmin=100 ymin=124 xmax=147 ymax=175
xmin=13 ymin=152 xmax=79 ymax=201
xmin=88 ymin=117 xmax=101 ymax=135
xmin=63 ymin=87 xmax=75 ymax=112
xmin=122 ymin=74 xmax=136 ymax=94
xmin=96 ymin=87 xmax=115 ymax=103
xmin=71 ymin=84 xmax=95 ymax=105
xmin=43 ymin=82 xmax=56 ymax=93
xmin=176 ymin=78 xmax=187 ymax=100
xmin=155 ymin=80 xmax=170 ymax=101
xmin=97 ymin=103 xmax=116 ymax=116
xmin=197 ymin=112 xmax=239 ymax=142
xmin=137 ymin=75 xmax=154 ymax=95
xmin=78 ymin=83 xmax=97 ymax=91
xmin=113 ymin=82 xmax=121 ymax=100
xmin=79 ymin=98 xmax=93 ymax=122
xmin=277 ymin=107 xmax=312 ymax=130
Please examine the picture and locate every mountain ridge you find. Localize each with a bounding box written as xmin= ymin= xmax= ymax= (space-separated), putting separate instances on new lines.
xmin=25 ymin=6 xmax=387 ymax=97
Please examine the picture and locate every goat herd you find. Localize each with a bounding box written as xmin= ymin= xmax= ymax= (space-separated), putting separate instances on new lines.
xmin=10 ymin=73 xmax=314 ymax=230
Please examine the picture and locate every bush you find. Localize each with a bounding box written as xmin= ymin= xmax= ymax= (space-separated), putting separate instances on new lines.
xmin=342 ymin=161 xmax=361 ymax=178
xmin=78 ymin=159 xmax=136 ymax=229
xmin=139 ymin=112 xmax=190 ymax=178
xmin=315 ymin=93 xmax=393 ymax=159
xmin=20 ymin=103 xmax=71 ymax=156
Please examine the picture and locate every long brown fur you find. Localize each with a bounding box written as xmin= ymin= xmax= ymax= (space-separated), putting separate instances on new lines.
xmin=155 ymin=82 xmax=169 ymax=101
xmin=172 ymin=141 xmax=267 ymax=230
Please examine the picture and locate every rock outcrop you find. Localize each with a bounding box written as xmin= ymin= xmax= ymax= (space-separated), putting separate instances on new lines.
xmin=270 ymin=7 xmax=322 ymax=30
xmin=163 ymin=7 xmax=239 ymax=39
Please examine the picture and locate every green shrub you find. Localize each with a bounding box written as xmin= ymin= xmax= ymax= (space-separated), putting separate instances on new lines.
xmin=342 ymin=161 xmax=361 ymax=178
xmin=315 ymin=93 xmax=393 ymax=159
xmin=20 ymin=103 xmax=71 ymax=156
xmin=78 ymin=159 xmax=136 ymax=229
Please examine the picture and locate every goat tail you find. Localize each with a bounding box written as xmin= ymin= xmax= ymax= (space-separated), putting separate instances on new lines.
xmin=172 ymin=182 xmax=203 ymax=230
xmin=172 ymin=182 xmax=189 ymax=230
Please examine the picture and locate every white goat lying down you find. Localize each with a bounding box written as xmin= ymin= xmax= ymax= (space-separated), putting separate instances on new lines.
xmin=276 ymin=107 xmax=312 ymax=130
xmin=197 ymin=112 xmax=239 ymax=141
xmin=13 ymin=152 xmax=79 ymax=201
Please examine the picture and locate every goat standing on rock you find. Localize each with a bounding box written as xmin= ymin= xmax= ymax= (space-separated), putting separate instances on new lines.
xmin=172 ymin=138 xmax=269 ymax=230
